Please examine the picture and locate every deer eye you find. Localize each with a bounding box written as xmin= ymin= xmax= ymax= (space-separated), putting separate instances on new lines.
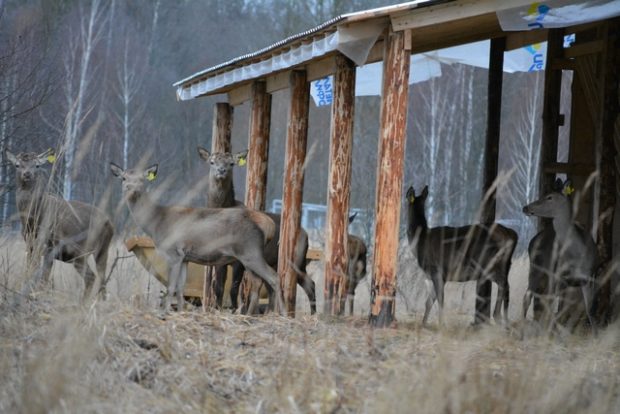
xmin=546 ymin=196 xmax=552 ymax=200
xmin=210 ymin=160 xmax=215 ymax=165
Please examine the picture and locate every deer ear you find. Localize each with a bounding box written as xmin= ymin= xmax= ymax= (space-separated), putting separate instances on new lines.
xmin=234 ymin=150 xmax=248 ymax=166
xmin=406 ymin=186 xmax=415 ymax=203
xmin=145 ymin=164 xmax=158 ymax=181
xmin=421 ymin=186 xmax=429 ymax=199
xmin=37 ymin=148 xmax=55 ymax=165
xmin=109 ymin=162 xmax=124 ymax=178
xmin=562 ymin=179 xmax=575 ymax=196
xmin=197 ymin=147 xmax=211 ymax=161
xmin=5 ymin=150 xmax=18 ymax=166
xmin=348 ymin=212 xmax=358 ymax=224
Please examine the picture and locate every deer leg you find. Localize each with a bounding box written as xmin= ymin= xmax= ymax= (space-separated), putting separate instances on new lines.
xmin=94 ymin=246 xmax=110 ymax=299
xmin=240 ymin=252 xmax=284 ymax=316
xmin=493 ymin=283 xmax=503 ymax=322
xmin=422 ymin=278 xmax=436 ymax=326
xmin=523 ymin=290 xmax=533 ymax=320
xmin=164 ymin=258 xmax=182 ymax=312
xmin=229 ymin=262 xmax=245 ymax=310
xmin=176 ymin=261 xmax=188 ymax=311
xmin=581 ymin=283 xmax=597 ymax=334
xmin=297 ymin=272 xmax=316 ymax=315
xmin=213 ymin=265 xmax=228 ymax=308
xmin=73 ymin=258 xmax=97 ymax=301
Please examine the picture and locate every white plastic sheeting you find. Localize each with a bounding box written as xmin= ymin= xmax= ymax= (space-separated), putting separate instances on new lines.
xmin=497 ymin=0 xmax=620 ymax=31
xmin=310 ymin=38 xmax=551 ymax=103
xmin=176 ymin=21 xmax=386 ymax=101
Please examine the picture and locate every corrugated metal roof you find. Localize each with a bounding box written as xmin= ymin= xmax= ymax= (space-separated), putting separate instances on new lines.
xmin=173 ymin=0 xmax=451 ymax=89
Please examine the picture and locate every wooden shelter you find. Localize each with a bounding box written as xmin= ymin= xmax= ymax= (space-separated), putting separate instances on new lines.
xmin=174 ymin=0 xmax=620 ymax=326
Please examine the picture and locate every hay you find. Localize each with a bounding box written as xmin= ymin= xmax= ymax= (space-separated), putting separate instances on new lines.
xmin=1 ymin=236 xmax=619 ymax=413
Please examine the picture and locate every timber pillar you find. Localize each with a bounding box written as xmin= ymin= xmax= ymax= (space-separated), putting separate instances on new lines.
xmin=369 ymin=28 xmax=411 ymax=327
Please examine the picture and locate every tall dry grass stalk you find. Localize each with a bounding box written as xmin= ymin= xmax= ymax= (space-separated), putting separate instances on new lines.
xmin=1 ymin=236 xmax=619 ymax=413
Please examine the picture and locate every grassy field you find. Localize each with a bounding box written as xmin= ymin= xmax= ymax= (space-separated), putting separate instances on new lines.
xmin=1 ymin=235 xmax=619 ymax=413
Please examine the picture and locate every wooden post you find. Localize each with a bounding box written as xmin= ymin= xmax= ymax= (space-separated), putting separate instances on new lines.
xmin=324 ymin=54 xmax=356 ymax=315
xmin=278 ymin=70 xmax=310 ymax=317
xmin=203 ymin=102 xmax=233 ymax=311
xmin=596 ymin=20 xmax=620 ymax=324
xmin=245 ymin=82 xmax=271 ymax=210
xmin=476 ymin=36 xmax=505 ymax=323
xmin=369 ymin=28 xmax=411 ymax=328
xmin=540 ymin=29 xmax=565 ymax=196
xmin=240 ymin=82 xmax=272 ymax=313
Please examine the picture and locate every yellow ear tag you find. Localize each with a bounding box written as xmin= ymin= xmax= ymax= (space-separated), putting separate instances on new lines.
xmin=147 ymin=171 xmax=157 ymax=181
xmin=237 ymin=157 xmax=247 ymax=167
xmin=563 ymin=185 xmax=574 ymax=196
xmin=409 ymin=195 xmax=415 ymax=203
xmin=47 ymin=154 xmax=56 ymax=164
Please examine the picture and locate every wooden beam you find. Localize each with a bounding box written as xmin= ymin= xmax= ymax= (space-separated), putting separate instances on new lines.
xmin=203 ymin=102 xmax=233 ymax=311
xmin=369 ymin=28 xmax=410 ymax=328
xmin=391 ymin=0 xmax=534 ymax=32
xmin=278 ymin=70 xmax=310 ymax=317
xmin=543 ymin=162 xmax=596 ymax=176
xmin=324 ymin=54 xmax=356 ymax=316
xmin=481 ymin=36 xmax=505 ymax=226
xmin=228 ymin=83 xmax=252 ymax=106
xmin=539 ymin=29 xmax=565 ymax=196
xmin=505 ymin=29 xmax=548 ymax=51
xmin=564 ymin=39 xmax=605 ymax=58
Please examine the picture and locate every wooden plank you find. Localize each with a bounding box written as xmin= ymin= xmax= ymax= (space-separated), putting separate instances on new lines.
xmin=564 ymin=39 xmax=605 ymax=58
xmin=204 ymin=102 xmax=233 ymax=310
xmin=266 ymin=71 xmax=290 ymax=94
xmin=307 ymin=56 xmax=337 ymax=82
xmin=505 ymin=29 xmax=548 ymax=51
xmin=278 ymin=70 xmax=310 ymax=317
xmin=543 ymin=162 xmax=596 ymax=176
xmin=228 ymin=83 xmax=252 ymax=106
xmin=306 ymin=249 xmax=323 ymax=261
xmin=390 ymin=0 xmax=534 ymax=31
xmin=551 ymin=59 xmax=576 ymax=71
xmin=369 ymin=28 xmax=410 ymax=328
xmin=324 ymin=54 xmax=356 ymax=316
xmin=481 ymin=36 xmax=505 ymax=226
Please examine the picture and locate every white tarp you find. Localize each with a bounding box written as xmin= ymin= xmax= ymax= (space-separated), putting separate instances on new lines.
xmin=311 ymin=37 xmax=556 ymax=103
xmin=497 ymin=0 xmax=620 ymax=31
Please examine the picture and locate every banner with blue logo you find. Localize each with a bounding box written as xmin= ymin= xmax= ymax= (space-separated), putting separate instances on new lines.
xmin=310 ymin=76 xmax=333 ymax=107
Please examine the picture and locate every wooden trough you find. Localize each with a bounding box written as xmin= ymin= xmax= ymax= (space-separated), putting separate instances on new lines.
xmin=125 ymin=235 xmax=324 ymax=305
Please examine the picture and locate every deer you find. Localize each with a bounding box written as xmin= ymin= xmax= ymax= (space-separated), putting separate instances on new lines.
xmin=522 ymin=179 xmax=599 ymax=332
xmin=522 ymin=178 xmax=564 ymax=323
xmin=345 ymin=212 xmax=367 ymax=315
xmin=197 ymin=147 xmax=316 ymax=315
xmin=406 ymin=185 xmax=518 ymax=326
xmin=110 ymin=162 xmax=285 ymax=314
xmin=5 ymin=149 xmax=114 ymax=299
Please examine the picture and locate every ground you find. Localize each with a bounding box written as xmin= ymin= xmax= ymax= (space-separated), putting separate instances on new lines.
xmin=1 ymin=236 xmax=619 ymax=413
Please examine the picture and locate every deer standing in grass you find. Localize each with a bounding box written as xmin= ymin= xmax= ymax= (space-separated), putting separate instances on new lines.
xmin=110 ymin=162 xmax=284 ymax=313
xmin=6 ymin=149 xmax=114 ymax=299
xmin=406 ymin=186 xmax=518 ymax=326
xmin=522 ymin=179 xmax=599 ymax=331
xmin=197 ymin=147 xmax=315 ymax=314
xmin=345 ymin=212 xmax=367 ymax=315
xmin=522 ymin=179 xmax=564 ymax=323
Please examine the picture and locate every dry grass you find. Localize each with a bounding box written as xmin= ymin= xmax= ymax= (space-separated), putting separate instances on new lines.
xmin=1 ymin=235 xmax=620 ymax=413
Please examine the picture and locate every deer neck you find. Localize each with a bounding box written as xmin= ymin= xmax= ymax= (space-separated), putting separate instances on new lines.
xmin=551 ymin=201 xmax=573 ymax=240
xmin=15 ymin=178 xmax=46 ymax=219
xmin=125 ymin=190 xmax=165 ymax=237
xmin=207 ymin=175 xmax=236 ymax=208
xmin=407 ymin=202 xmax=428 ymax=245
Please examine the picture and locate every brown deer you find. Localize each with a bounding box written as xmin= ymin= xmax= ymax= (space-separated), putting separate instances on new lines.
xmin=406 ymin=186 xmax=518 ymax=326
xmin=197 ymin=147 xmax=315 ymax=314
xmin=522 ymin=178 xmax=564 ymax=323
xmin=110 ymin=162 xmax=285 ymax=313
xmin=6 ymin=149 xmax=114 ymax=299
xmin=523 ymin=179 xmax=599 ymax=332
xmin=345 ymin=212 xmax=367 ymax=315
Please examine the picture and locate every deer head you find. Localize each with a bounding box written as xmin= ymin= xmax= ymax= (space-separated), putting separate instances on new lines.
xmin=522 ymin=179 xmax=573 ymax=218
xmin=197 ymin=147 xmax=248 ymax=181
xmin=406 ymin=185 xmax=428 ymax=206
xmin=110 ymin=163 xmax=158 ymax=202
xmin=5 ymin=149 xmax=55 ymax=190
